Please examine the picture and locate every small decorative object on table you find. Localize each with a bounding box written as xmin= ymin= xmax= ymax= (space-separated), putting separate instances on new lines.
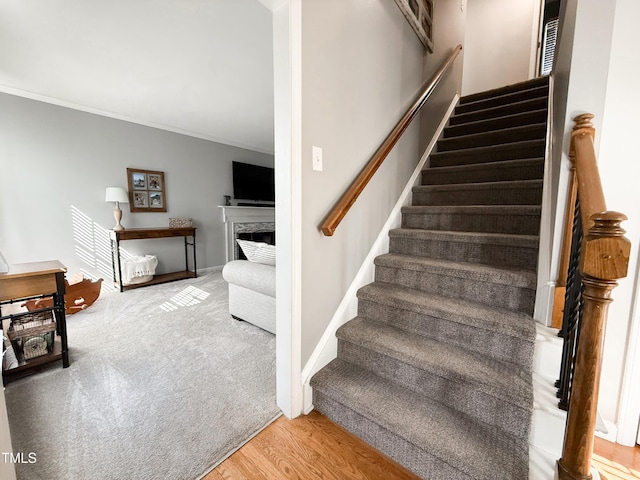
xmin=169 ymin=218 xmax=193 ymax=228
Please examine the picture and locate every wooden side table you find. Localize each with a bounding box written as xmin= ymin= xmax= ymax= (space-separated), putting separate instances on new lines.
xmin=110 ymin=227 xmax=197 ymax=292
xmin=0 ymin=260 xmax=70 ymax=380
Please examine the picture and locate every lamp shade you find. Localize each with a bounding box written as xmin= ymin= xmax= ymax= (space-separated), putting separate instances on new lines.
xmin=105 ymin=187 xmax=129 ymax=204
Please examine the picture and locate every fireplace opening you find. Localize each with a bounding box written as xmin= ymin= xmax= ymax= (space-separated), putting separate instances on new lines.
xmin=236 ymin=231 xmax=275 ymax=260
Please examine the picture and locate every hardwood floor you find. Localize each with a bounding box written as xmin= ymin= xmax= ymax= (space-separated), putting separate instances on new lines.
xmin=203 ymin=410 xmax=419 ymax=480
xmin=593 ymin=437 xmax=640 ymax=480
xmin=205 ymin=410 xmax=639 ymax=480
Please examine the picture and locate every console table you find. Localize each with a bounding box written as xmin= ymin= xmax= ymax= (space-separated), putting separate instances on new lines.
xmin=110 ymin=227 xmax=197 ymax=292
xmin=0 ymin=260 xmax=70 ymax=380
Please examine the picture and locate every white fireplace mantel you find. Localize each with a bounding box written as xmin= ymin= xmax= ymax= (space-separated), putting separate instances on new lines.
xmin=219 ymin=206 xmax=275 ymax=262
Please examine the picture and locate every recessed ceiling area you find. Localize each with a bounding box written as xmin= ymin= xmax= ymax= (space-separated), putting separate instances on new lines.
xmin=0 ymin=0 xmax=275 ymax=154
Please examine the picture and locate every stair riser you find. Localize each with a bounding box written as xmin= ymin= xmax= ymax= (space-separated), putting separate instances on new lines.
xmin=430 ymin=141 xmax=545 ymax=168
xmin=450 ymin=98 xmax=548 ymax=125
xmin=412 ymin=185 xmax=542 ymax=206
xmin=337 ymin=340 xmax=531 ymax=442
xmin=437 ymin=125 xmax=547 ymax=152
xmin=422 ymin=161 xmax=544 ymax=185
xmin=444 ymin=110 xmax=547 ymax=138
xmin=389 ymin=237 xmax=538 ymax=270
xmin=456 ymin=87 xmax=548 ymax=114
xmin=356 ymin=298 xmax=534 ymax=367
xmin=312 ymin=392 xmax=475 ymax=480
xmin=401 ymin=211 xmax=541 ymax=235
xmin=375 ymin=266 xmax=535 ymax=314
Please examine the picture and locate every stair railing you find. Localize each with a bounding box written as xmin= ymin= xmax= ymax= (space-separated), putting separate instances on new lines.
xmin=319 ymin=44 xmax=462 ymax=236
xmin=556 ymin=114 xmax=631 ymax=480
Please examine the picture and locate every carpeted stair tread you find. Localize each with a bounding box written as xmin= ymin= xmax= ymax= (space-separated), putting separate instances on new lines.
xmin=422 ymin=158 xmax=544 ymax=185
xmin=388 ymin=228 xmax=539 ymax=270
xmin=311 ymin=359 xmax=529 ymax=480
xmin=414 ymin=179 xmax=543 ymax=192
xmin=437 ymin=123 xmax=547 ymax=152
xmin=459 ymin=76 xmax=549 ymax=105
xmin=444 ymin=109 xmax=548 ymax=138
xmin=455 ymin=85 xmax=548 ymax=114
xmin=430 ymin=139 xmax=545 ymax=168
xmin=401 ymin=204 xmax=541 ymax=235
xmin=375 ymin=253 xmax=536 ymax=288
xmin=389 ymin=228 xmax=539 ymax=247
xmin=450 ymin=97 xmax=548 ymax=125
xmin=401 ymin=204 xmax=541 ymax=215
xmin=356 ymin=282 xmax=535 ymax=343
xmin=412 ymin=179 xmax=543 ymax=205
xmin=337 ymin=317 xmax=533 ymax=409
xmin=337 ymin=319 xmax=533 ymax=441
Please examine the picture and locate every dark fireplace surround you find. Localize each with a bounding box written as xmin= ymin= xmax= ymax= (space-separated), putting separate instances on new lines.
xmin=236 ymin=230 xmax=276 ymax=260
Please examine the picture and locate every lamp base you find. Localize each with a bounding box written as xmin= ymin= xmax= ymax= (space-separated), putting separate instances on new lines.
xmin=113 ymin=202 xmax=125 ymax=231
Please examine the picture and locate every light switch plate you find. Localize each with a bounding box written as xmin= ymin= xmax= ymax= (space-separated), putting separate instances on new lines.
xmin=312 ymin=146 xmax=323 ymax=171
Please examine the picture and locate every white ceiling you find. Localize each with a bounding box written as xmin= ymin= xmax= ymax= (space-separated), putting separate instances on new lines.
xmin=0 ymin=0 xmax=276 ymax=154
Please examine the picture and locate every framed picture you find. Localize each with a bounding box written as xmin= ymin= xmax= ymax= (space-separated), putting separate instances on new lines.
xmin=394 ymin=0 xmax=434 ymax=52
xmin=133 ymin=191 xmax=149 ymax=208
xmin=127 ymin=168 xmax=167 ymax=212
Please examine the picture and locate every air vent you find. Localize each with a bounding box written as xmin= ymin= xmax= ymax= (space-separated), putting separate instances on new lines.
xmin=540 ymin=18 xmax=559 ymax=76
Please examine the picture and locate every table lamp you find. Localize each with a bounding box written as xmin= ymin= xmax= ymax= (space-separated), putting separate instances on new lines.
xmin=105 ymin=187 xmax=130 ymax=231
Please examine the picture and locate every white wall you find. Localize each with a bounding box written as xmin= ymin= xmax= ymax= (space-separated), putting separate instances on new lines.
xmin=548 ymin=0 xmax=640 ymax=442
xmin=298 ymin=0 xmax=424 ymax=367
xmin=419 ymin=0 xmax=466 ymax=151
xmin=0 ymin=94 xmax=274 ymax=283
xmin=596 ymin=0 xmax=640 ymax=445
xmin=462 ymin=0 xmax=541 ymax=95
xmin=296 ymin=0 xmax=465 ymax=370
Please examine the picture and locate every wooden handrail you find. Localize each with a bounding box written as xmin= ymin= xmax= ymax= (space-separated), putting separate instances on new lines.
xmin=551 ymin=158 xmax=577 ymax=329
xmin=557 ymin=114 xmax=631 ymax=480
xmin=319 ymin=44 xmax=463 ymax=236
xmin=571 ymin=114 xmax=606 ymax=231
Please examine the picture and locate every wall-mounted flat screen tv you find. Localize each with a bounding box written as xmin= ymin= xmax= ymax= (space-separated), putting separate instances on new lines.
xmin=232 ymin=161 xmax=275 ymax=202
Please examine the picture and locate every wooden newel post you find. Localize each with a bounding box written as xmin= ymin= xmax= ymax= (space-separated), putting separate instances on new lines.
xmin=557 ymin=212 xmax=631 ymax=480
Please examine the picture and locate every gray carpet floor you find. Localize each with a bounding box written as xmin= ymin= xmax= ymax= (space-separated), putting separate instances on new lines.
xmin=4 ymin=269 xmax=279 ymax=480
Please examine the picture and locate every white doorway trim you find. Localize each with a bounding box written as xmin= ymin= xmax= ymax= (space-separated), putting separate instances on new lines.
xmin=274 ymin=0 xmax=304 ymax=419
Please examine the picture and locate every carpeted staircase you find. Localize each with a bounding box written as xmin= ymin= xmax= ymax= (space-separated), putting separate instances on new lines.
xmin=311 ymin=76 xmax=549 ymax=479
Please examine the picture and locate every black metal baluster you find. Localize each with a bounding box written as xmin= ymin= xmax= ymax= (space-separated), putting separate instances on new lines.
xmin=556 ymin=196 xmax=584 ymax=410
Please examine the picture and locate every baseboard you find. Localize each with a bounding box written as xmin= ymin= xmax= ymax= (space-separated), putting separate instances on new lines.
xmin=197 ymin=265 xmax=223 ymax=275
xmin=529 ymin=443 xmax=557 ymax=480
xmin=533 ymin=323 xmax=562 ymax=378
xmin=531 ymin=322 xmax=619 ymax=466
xmin=531 ymin=324 xmax=565 ymax=463
xmin=531 ymin=372 xmax=566 ymax=457
xmin=595 ymin=418 xmax=618 ymax=444
xmin=300 ymin=94 xmax=460 ymax=414
xmin=534 ymin=281 xmax=556 ymax=327
xmin=534 ymin=75 xmax=556 ymax=329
